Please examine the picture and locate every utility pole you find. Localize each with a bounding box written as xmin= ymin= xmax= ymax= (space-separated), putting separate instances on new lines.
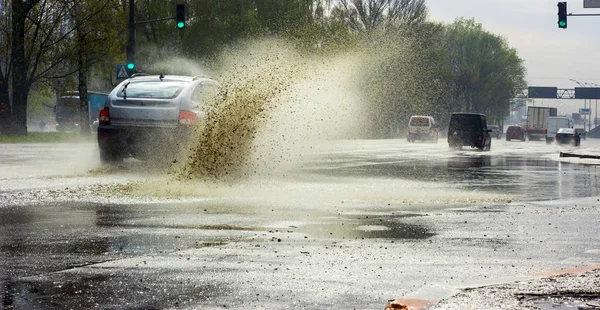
xmin=126 ymin=0 xmax=135 ymax=71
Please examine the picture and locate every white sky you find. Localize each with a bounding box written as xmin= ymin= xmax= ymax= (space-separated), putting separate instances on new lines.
xmin=427 ymin=0 xmax=600 ymax=89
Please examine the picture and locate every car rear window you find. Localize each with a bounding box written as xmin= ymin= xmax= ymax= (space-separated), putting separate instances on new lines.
xmin=410 ymin=117 xmax=430 ymax=126
xmin=117 ymin=81 xmax=188 ymax=99
xmin=449 ymin=114 xmax=481 ymax=131
xmin=557 ymin=128 xmax=574 ymax=134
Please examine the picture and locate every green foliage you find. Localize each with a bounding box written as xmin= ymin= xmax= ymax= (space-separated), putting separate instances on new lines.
xmin=4 ymin=0 xmax=526 ymax=139
xmin=350 ymin=17 xmax=526 ymax=137
xmin=443 ymin=18 xmax=527 ymax=124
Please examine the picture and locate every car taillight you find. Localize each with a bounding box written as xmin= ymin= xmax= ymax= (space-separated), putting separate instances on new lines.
xmin=99 ymin=107 xmax=110 ymax=125
xmin=178 ymin=110 xmax=198 ymax=126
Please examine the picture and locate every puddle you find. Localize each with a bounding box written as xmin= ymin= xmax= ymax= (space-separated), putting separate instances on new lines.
xmin=298 ymin=214 xmax=435 ymax=240
xmin=528 ymin=295 xmax=600 ymax=310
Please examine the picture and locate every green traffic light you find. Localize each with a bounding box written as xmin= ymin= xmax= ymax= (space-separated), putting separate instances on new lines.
xmin=127 ymin=63 xmax=135 ymax=70
xmin=177 ymin=22 xmax=185 ymax=29
xmin=558 ymin=21 xmax=566 ymax=27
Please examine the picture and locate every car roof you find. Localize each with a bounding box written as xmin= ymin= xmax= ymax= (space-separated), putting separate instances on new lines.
xmin=126 ymin=75 xmax=215 ymax=83
xmin=557 ymin=128 xmax=575 ymax=133
xmin=451 ymin=112 xmax=484 ymax=116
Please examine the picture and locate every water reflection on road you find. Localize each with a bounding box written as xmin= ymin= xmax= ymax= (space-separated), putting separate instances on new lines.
xmin=304 ymin=139 xmax=600 ymax=201
xmin=2 ymin=139 xmax=600 ymax=309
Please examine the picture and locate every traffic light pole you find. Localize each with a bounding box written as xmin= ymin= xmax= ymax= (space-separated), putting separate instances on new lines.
xmin=126 ymin=0 xmax=135 ymax=71
xmin=125 ymin=2 xmax=183 ymax=72
xmin=568 ymin=13 xmax=600 ymax=16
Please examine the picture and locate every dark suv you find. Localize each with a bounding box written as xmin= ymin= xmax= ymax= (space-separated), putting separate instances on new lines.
xmin=97 ymin=74 xmax=218 ymax=163
xmin=447 ymin=112 xmax=492 ymax=151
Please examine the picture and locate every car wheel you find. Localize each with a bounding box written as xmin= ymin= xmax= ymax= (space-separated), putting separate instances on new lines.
xmin=99 ymin=147 xmax=124 ymax=164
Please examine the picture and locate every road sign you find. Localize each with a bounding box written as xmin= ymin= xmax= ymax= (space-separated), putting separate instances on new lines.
xmin=579 ymin=108 xmax=591 ymax=115
xmin=528 ymin=86 xmax=557 ymax=99
xmin=574 ymin=87 xmax=600 ymax=99
xmin=116 ymin=64 xmax=132 ymax=80
xmin=584 ymin=0 xmax=600 ymax=8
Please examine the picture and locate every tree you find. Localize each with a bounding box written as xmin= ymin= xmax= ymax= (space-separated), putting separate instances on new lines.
xmin=444 ymin=18 xmax=527 ymax=123
xmin=3 ymin=0 xmax=41 ymax=136
xmin=332 ymin=0 xmax=427 ymax=34
xmin=0 ymin=0 xmax=124 ymax=136
xmin=66 ymin=0 xmax=125 ymax=135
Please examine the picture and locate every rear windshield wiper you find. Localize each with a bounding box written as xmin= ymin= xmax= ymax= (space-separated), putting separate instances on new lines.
xmin=122 ymin=81 xmax=130 ymax=100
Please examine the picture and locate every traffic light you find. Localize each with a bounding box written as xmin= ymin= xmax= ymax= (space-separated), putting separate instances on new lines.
xmin=126 ymin=44 xmax=135 ymax=70
xmin=176 ymin=4 xmax=185 ymax=29
xmin=557 ymin=2 xmax=567 ymax=29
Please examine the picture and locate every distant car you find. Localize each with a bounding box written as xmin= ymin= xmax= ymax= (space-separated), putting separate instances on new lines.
xmin=97 ymin=74 xmax=218 ymax=163
xmin=555 ymin=128 xmax=580 ymax=146
xmin=407 ymin=115 xmax=438 ymax=143
xmin=487 ymin=125 xmax=501 ymax=139
xmin=505 ymin=125 xmax=526 ymax=141
xmin=447 ymin=112 xmax=491 ymax=151
xmin=546 ymin=116 xmax=571 ymax=144
xmin=574 ymin=128 xmax=586 ymax=140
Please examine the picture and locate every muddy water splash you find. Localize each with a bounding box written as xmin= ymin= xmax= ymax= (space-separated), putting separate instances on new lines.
xmin=176 ymin=40 xmax=366 ymax=182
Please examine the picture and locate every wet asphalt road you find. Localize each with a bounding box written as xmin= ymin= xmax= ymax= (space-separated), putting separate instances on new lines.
xmin=1 ymin=138 xmax=600 ymax=309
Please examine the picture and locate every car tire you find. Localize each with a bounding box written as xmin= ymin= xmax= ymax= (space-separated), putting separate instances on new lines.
xmin=99 ymin=147 xmax=124 ymax=164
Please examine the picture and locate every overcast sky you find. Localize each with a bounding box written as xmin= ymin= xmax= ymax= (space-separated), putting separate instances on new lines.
xmin=427 ymin=0 xmax=600 ymax=90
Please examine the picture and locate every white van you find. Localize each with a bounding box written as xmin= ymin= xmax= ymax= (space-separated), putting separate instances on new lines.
xmin=546 ymin=116 xmax=571 ymax=144
xmin=407 ymin=115 xmax=438 ymax=142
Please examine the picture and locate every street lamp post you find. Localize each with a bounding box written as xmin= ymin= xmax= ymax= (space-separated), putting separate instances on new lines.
xmin=593 ymin=83 xmax=600 ymax=129
xmin=571 ymin=79 xmax=591 ymax=131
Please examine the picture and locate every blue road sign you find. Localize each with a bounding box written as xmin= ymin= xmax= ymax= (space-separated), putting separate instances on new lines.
xmin=580 ymin=108 xmax=591 ymax=115
xmin=116 ymin=64 xmax=132 ymax=80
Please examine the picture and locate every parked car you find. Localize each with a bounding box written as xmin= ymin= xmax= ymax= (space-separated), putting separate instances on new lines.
xmin=555 ymin=128 xmax=581 ymax=146
xmin=574 ymin=128 xmax=586 ymax=140
xmin=407 ymin=115 xmax=438 ymax=142
xmin=97 ymin=74 xmax=218 ymax=163
xmin=487 ymin=125 xmax=502 ymax=139
xmin=505 ymin=125 xmax=526 ymax=141
xmin=447 ymin=112 xmax=492 ymax=151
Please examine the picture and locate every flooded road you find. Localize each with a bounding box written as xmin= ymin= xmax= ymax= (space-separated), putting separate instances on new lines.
xmin=1 ymin=138 xmax=600 ymax=309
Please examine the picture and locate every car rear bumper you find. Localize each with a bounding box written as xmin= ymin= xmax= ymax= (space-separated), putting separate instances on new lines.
xmin=97 ymin=125 xmax=194 ymax=157
xmin=447 ymin=135 xmax=487 ymax=148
